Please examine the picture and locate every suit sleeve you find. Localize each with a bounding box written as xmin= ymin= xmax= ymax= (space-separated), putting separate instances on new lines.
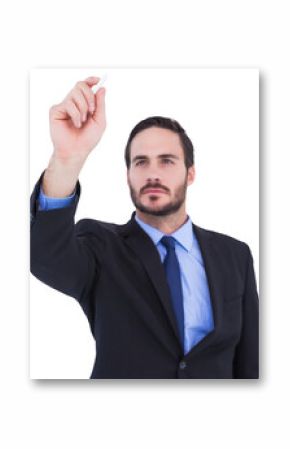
xmin=233 ymin=246 xmax=259 ymax=379
xmin=30 ymin=170 xmax=103 ymax=311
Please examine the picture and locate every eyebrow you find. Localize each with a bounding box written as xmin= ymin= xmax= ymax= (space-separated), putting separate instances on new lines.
xmin=132 ymin=154 xmax=180 ymax=163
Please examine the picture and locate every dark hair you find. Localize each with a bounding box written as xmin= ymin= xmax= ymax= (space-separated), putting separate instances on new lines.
xmin=124 ymin=116 xmax=194 ymax=169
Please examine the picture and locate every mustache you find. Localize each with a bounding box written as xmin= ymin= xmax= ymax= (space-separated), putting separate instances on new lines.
xmin=140 ymin=183 xmax=169 ymax=194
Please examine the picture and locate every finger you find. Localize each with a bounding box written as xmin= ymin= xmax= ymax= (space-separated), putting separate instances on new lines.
xmin=75 ymin=81 xmax=96 ymax=114
xmin=69 ymin=89 xmax=89 ymax=123
xmin=92 ymin=87 xmax=106 ymax=126
xmin=84 ymin=76 xmax=100 ymax=87
xmin=64 ymin=99 xmax=82 ymax=128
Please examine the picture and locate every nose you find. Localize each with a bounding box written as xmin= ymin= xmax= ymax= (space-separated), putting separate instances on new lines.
xmin=146 ymin=175 xmax=160 ymax=183
xmin=146 ymin=164 xmax=162 ymax=183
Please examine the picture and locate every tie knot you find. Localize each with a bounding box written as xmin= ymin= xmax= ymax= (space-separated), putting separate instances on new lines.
xmin=161 ymin=235 xmax=176 ymax=250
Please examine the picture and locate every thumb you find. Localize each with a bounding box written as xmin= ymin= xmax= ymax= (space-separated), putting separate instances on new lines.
xmin=93 ymin=87 xmax=106 ymax=125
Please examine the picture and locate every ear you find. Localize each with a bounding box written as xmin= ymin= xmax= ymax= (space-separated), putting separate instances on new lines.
xmin=187 ymin=165 xmax=195 ymax=186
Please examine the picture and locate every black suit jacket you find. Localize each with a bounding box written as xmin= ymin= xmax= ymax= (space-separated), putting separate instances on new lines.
xmin=30 ymin=171 xmax=259 ymax=379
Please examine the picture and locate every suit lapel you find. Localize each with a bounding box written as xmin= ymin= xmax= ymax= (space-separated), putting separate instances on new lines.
xmin=119 ymin=213 xmax=182 ymax=349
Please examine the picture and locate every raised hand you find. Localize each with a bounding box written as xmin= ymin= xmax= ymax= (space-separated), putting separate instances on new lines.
xmin=49 ymin=76 xmax=106 ymax=162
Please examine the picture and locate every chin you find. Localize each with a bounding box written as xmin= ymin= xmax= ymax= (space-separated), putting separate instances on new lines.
xmin=137 ymin=200 xmax=182 ymax=217
xmin=143 ymin=199 xmax=168 ymax=209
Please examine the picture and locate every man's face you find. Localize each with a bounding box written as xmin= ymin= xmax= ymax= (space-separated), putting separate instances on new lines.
xmin=127 ymin=127 xmax=195 ymax=216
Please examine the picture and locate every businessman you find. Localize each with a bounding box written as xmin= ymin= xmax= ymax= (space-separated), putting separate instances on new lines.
xmin=30 ymin=76 xmax=259 ymax=379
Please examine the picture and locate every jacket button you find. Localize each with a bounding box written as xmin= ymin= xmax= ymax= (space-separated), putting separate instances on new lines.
xmin=179 ymin=360 xmax=187 ymax=370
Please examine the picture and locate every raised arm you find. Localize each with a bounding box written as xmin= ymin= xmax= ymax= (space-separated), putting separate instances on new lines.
xmin=30 ymin=76 xmax=107 ymax=312
xmin=42 ymin=76 xmax=106 ymax=197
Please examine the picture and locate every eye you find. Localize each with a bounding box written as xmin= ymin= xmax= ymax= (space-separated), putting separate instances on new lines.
xmin=135 ymin=160 xmax=146 ymax=166
xmin=162 ymin=158 xmax=173 ymax=165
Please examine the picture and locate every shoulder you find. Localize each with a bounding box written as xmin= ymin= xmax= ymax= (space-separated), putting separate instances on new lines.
xmin=193 ymin=223 xmax=251 ymax=258
xmin=75 ymin=217 xmax=126 ymax=240
xmin=75 ymin=218 xmax=132 ymax=241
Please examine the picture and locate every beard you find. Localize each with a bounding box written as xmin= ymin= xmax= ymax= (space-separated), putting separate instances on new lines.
xmin=128 ymin=177 xmax=188 ymax=217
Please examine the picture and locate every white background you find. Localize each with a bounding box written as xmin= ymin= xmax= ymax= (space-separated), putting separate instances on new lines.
xmin=30 ymin=68 xmax=259 ymax=379
xmin=1 ymin=0 xmax=289 ymax=448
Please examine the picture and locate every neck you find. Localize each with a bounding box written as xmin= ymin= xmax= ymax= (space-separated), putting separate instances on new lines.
xmin=136 ymin=206 xmax=188 ymax=234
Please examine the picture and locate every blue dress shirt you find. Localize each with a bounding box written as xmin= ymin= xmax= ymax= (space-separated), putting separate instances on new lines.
xmin=38 ymin=187 xmax=215 ymax=354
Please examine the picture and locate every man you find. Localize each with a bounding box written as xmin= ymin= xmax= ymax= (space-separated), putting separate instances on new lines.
xmin=30 ymin=76 xmax=259 ymax=379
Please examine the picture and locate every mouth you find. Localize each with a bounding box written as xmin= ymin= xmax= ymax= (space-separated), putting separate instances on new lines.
xmin=143 ymin=188 xmax=167 ymax=194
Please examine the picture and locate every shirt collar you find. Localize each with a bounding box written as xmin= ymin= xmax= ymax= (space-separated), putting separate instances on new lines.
xmin=134 ymin=213 xmax=194 ymax=252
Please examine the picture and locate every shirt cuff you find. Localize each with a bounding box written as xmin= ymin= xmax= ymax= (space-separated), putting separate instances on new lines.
xmin=38 ymin=185 xmax=76 ymax=211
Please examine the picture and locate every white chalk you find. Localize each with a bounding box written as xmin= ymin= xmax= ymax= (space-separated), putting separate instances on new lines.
xmin=92 ymin=73 xmax=108 ymax=93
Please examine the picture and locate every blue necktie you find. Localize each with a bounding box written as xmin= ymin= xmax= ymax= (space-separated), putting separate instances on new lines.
xmin=161 ymin=236 xmax=185 ymax=351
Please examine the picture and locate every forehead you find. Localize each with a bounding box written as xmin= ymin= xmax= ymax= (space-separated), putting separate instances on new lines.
xmin=130 ymin=127 xmax=183 ymax=158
